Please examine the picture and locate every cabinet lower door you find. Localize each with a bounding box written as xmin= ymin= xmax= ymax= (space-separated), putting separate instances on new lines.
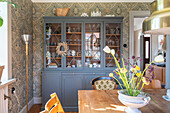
xmin=62 ymin=74 xmax=83 ymax=112
xmin=42 ymin=72 xmax=61 ymax=106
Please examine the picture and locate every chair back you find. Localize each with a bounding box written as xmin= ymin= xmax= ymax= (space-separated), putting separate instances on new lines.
xmin=91 ymin=76 xmax=117 ymax=90
xmin=40 ymin=92 xmax=64 ymax=113
xmin=144 ymin=79 xmax=161 ymax=89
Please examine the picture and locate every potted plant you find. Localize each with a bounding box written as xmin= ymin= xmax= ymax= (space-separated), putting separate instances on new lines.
xmin=103 ymin=46 xmax=164 ymax=113
xmin=0 ymin=0 xmax=17 ymax=27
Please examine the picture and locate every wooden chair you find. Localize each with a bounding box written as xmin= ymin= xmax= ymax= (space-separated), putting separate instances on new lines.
xmin=40 ymin=92 xmax=64 ymax=113
xmin=91 ymin=76 xmax=117 ymax=90
xmin=144 ymin=79 xmax=161 ymax=89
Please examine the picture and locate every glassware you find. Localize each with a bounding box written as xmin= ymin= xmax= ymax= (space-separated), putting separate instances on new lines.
xmin=76 ymin=60 xmax=82 ymax=68
xmin=110 ymin=29 xmax=115 ymax=34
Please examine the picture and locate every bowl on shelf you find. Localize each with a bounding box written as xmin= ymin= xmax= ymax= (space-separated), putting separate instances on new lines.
xmin=55 ymin=7 xmax=70 ymax=16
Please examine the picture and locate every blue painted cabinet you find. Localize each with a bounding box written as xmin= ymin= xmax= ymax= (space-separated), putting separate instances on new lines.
xmin=42 ymin=17 xmax=123 ymax=112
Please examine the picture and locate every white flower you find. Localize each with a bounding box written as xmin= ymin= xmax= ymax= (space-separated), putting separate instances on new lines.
xmin=154 ymin=55 xmax=164 ymax=62
xmin=103 ymin=46 xmax=111 ymax=53
xmin=111 ymin=49 xmax=115 ymax=55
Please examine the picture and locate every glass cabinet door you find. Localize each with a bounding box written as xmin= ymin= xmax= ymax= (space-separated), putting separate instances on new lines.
xmin=45 ymin=23 xmax=62 ymax=68
xmin=65 ymin=23 xmax=82 ymax=68
xmin=85 ymin=23 xmax=101 ymax=68
xmin=105 ymin=23 xmax=121 ymax=68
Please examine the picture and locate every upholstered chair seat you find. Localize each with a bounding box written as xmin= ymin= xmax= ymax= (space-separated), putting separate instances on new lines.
xmin=91 ymin=76 xmax=117 ymax=90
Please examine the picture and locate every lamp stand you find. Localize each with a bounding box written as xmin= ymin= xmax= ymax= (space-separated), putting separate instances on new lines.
xmin=22 ymin=34 xmax=32 ymax=113
xmin=26 ymin=43 xmax=29 ymax=113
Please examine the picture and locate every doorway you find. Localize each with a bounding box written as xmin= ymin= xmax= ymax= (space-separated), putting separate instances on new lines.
xmin=129 ymin=11 xmax=150 ymax=70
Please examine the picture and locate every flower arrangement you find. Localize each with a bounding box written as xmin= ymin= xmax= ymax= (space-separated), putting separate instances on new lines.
xmin=103 ymin=46 xmax=164 ymax=97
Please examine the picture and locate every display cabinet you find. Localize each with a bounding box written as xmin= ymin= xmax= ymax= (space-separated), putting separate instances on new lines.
xmin=42 ymin=17 xmax=123 ymax=112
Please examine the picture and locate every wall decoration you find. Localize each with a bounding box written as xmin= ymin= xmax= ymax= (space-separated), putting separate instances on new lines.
xmin=73 ymin=6 xmax=79 ymax=15
xmin=56 ymin=42 xmax=68 ymax=56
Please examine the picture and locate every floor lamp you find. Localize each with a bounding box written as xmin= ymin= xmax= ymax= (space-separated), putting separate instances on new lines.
xmin=22 ymin=34 xmax=32 ymax=113
xmin=142 ymin=0 xmax=170 ymax=88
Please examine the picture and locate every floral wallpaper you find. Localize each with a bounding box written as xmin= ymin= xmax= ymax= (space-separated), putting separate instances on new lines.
xmin=8 ymin=0 xmax=33 ymax=113
xmin=32 ymin=2 xmax=151 ymax=97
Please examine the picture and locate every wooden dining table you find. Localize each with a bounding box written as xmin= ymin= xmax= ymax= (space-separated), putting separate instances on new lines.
xmin=78 ymin=89 xmax=170 ymax=113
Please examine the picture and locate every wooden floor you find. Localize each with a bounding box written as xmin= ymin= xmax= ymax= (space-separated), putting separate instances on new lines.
xmin=28 ymin=104 xmax=78 ymax=113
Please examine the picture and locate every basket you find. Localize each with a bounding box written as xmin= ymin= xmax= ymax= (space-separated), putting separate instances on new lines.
xmin=0 ymin=66 xmax=4 ymax=81
xmin=55 ymin=7 xmax=70 ymax=16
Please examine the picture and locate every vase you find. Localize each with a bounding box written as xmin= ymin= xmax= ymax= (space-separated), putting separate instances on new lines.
xmin=118 ymin=90 xmax=150 ymax=113
xmin=0 ymin=66 xmax=4 ymax=82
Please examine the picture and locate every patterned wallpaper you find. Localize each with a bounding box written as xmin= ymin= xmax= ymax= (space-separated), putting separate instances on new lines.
xmin=32 ymin=2 xmax=150 ymax=97
xmin=8 ymin=0 xmax=33 ymax=113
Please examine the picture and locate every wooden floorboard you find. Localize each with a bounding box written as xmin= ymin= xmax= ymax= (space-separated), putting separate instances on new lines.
xmin=28 ymin=104 xmax=78 ymax=113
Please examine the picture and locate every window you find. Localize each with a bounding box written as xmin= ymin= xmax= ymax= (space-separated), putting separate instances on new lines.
xmin=0 ymin=2 xmax=8 ymax=81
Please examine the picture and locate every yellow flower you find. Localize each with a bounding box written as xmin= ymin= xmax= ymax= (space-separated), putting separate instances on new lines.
xmin=130 ymin=68 xmax=137 ymax=74
xmin=142 ymin=77 xmax=150 ymax=85
xmin=120 ymin=68 xmax=128 ymax=73
xmin=109 ymin=73 xmax=114 ymax=77
xmin=136 ymin=72 xmax=142 ymax=77
xmin=135 ymin=66 xmax=140 ymax=71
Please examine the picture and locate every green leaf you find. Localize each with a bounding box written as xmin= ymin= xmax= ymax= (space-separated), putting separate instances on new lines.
xmin=0 ymin=0 xmax=7 ymax=2
xmin=0 ymin=16 xmax=3 ymax=27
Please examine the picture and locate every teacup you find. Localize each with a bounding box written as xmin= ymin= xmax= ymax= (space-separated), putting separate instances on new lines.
xmin=72 ymin=65 xmax=76 ymax=68
xmin=89 ymin=64 xmax=93 ymax=68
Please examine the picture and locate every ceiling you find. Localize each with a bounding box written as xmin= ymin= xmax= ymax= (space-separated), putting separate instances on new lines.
xmin=31 ymin=0 xmax=154 ymax=3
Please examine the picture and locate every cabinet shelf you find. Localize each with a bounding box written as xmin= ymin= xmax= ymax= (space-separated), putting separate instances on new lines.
xmin=106 ymin=34 xmax=121 ymax=36
xmin=66 ymin=56 xmax=81 ymax=58
xmin=85 ymin=32 xmax=100 ymax=34
xmin=108 ymin=46 xmax=120 ymax=48
xmin=67 ymin=32 xmax=81 ymax=34
xmin=68 ymin=44 xmax=81 ymax=46
xmin=85 ymin=56 xmax=100 ymax=58
xmin=51 ymin=57 xmax=61 ymax=60
xmin=47 ymin=34 xmax=62 ymax=36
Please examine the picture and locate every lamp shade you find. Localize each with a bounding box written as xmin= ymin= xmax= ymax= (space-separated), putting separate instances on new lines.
xmin=143 ymin=0 xmax=170 ymax=35
xmin=22 ymin=34 xmax=32 ymax=44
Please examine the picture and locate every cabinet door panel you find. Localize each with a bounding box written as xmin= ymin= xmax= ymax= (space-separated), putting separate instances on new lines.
xmin=85 ymin=23 xmax=102 ymax=68
xmin=62 ymin=75 xmax=83 ymax=107
xmin=65 ymin=23 xmax=83 ymax=69
xmin=104 ymin=23 xmax=121 ymax=68
xmin=42 ymin=72 xmax=61 ymax=106
xmin=45 ymin=23 xmax=63 ymax=69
